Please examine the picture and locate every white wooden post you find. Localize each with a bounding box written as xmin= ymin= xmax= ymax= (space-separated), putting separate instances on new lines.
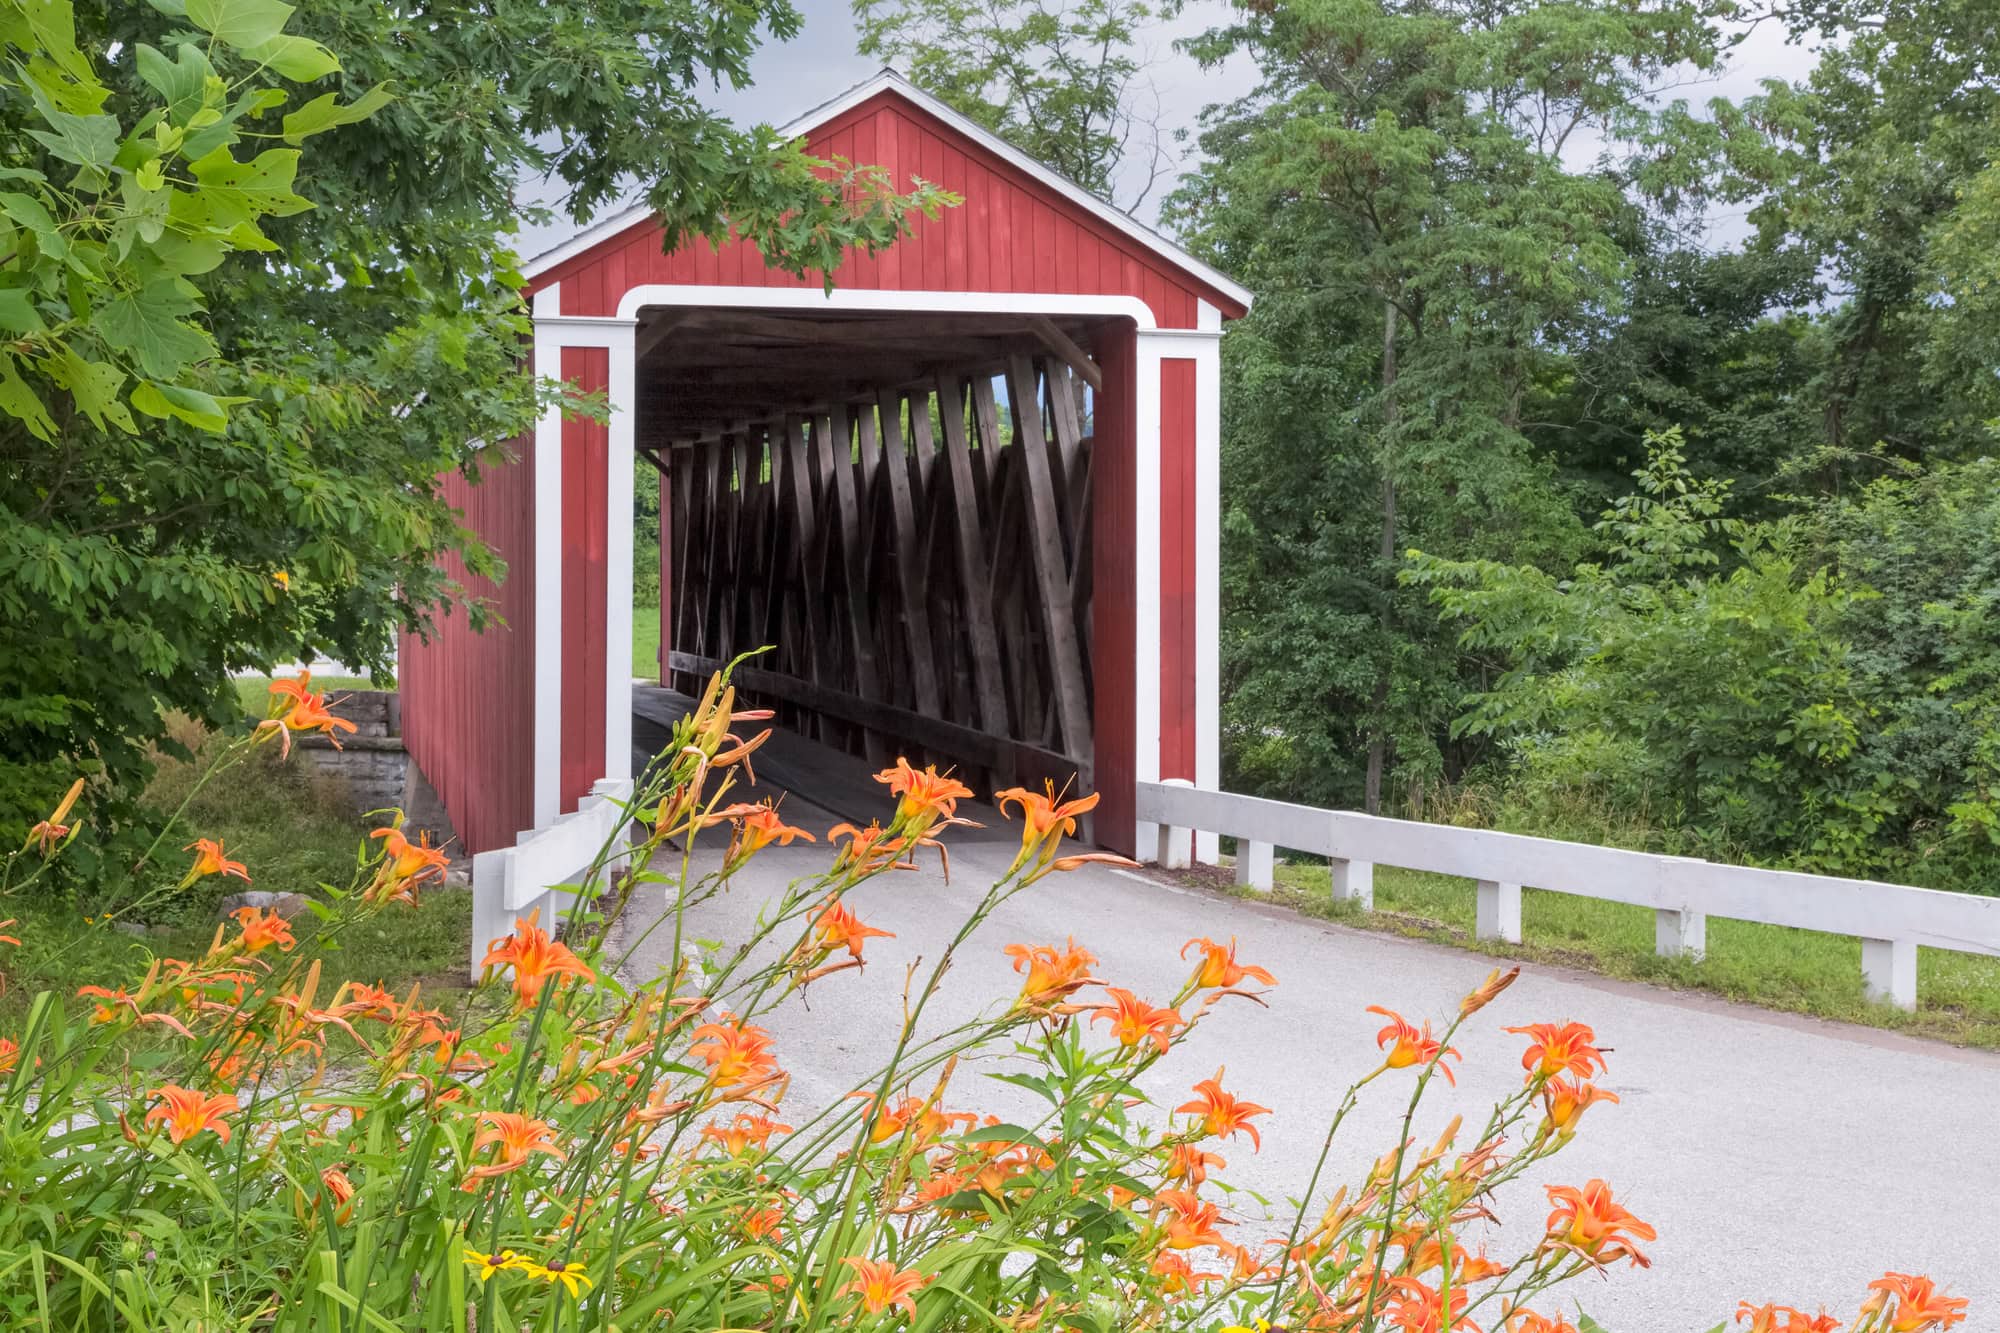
xmin=1861 ymin=937 xmax=1917 ymax=1012
xmin=1476 ymin=879 xmax=1522 ymax=944
xmin=1331 ymin=858 xmax=1374 ymax=911
xmin=469 ymin=848 xmax=512 ymax=981
xmin=1654 ymin=907 xmax=1707 ymax=960
xmin=1155 ymin=777 xmax=1194 ymax=869
xmin=1234 ymin=841 xmax=1274 ymax=892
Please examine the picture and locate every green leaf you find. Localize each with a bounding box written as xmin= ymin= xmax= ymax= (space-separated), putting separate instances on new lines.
xmin=0 ymin=190 xmax=65 ymax=258
xmin=184 ymin=145 xmax=310 ymax=224
xmin=281 ymin=84 xmax=393 ymax=143
xmin=134 ymin=42 xmax=213 ymax=124
xmin=93 ymin=279 xmax=213 ymax=379
xmin=0 ymin=352 xmax=57 ymax=440
xmin=130 ymin=380 xmax=233 ymax=432
xmin=184 ymin=0 xmax=295 ymax=51
xmin=46 ymin=349 xmax=133 ymax=433
xmin=244 ymin=32 xmax=339 ymax=81
xmin=0 ymin=289 xmax=46 ymax=335
xmin=25 ymin=82 xmax=120 ymax=174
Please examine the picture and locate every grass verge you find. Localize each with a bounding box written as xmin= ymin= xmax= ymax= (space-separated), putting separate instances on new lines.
xmin=3 ymin=714 xmax=470 ymax=1023
xmin=634 ymin=602 xmax=661 ymax=679
xmin=1192 ymin=859 xmax=2000 ymax=1050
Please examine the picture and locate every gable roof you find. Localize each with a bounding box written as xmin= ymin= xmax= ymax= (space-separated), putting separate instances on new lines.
xmin=522 ymin=68 xmax=1251 ymax=313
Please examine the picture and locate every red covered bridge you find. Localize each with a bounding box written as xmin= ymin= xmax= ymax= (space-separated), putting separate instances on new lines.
xmin=398 ymin=70 xmax=1250 ymax=860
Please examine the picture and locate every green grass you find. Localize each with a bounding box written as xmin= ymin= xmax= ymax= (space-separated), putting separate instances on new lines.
xmin=232 ymin=672 xmax=386 ymax=717
xmin=634 ymin=602 xmax=661 ymax=679
xmin=3 ymin=715 xmax=471 ymax=1022
xmin=1241 ymin=859 xmax=2000 ymax=1049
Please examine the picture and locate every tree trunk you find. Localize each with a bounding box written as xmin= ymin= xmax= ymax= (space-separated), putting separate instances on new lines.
xmin=1365 ymin=300 xmax=1399 ymax=816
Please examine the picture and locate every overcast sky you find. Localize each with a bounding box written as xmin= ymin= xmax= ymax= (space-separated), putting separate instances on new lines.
xmin=517 ymin=1 xmax=1821 ymax=263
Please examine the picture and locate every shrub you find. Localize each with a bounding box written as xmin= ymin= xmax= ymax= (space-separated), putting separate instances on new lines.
xmin=0 ymin=671 xmax=1968 ymax=1331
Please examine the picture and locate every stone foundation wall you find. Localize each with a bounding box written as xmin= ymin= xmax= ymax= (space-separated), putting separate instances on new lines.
xmin=288 ymin=688 xmax=458 ymax=851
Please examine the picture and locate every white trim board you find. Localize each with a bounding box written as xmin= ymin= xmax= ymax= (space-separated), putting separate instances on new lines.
xmin=521 ymin=70 xmax=1252 ymax=313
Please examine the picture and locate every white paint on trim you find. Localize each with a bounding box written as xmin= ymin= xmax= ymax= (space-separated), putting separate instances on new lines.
xmin=1196 ymin=299 xmax=1222 ymax=334
xmin=531 ymin=285 xmax=566 ymax=828
xmin=613 ymin=284 xmax=1159 ymax=328
xmin=531 ymin=317 xmax=637 ymax=345
xmin=531 ymin=284 xmax=563 ymax=319
xmin=604 ymin=322 xmax=637 ymax=782
xmin=522 ymin=70 xmax=1254 ymax=313
xmin=1192 ymin=332 xmax=1222 ymax=865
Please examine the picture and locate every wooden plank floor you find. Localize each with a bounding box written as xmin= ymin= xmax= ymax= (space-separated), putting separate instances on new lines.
xmin=632 ymin=685 xmax=1015 ymax=842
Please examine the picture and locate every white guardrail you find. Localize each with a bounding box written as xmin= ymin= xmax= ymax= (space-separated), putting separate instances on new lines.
xmin=468 ymin=778 xmax=634 ymax=980
xmin=1137 ymin=778 xmax=2000 ymax=1012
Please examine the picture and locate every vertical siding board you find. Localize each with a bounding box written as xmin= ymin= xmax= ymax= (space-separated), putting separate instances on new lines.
xmin=1159 ymin=358 xmax=1197 ymax=780
xmin=560 ymin=348 xmax=610 ymax=813
xmin=1091 ymin=324 xmax=1138 ymax=856
xmin=397 ymin=437 xmax=535 ymax=855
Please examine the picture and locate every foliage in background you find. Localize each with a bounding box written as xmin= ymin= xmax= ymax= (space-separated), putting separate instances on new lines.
xmin=854 ymin=0 xmax=1180 ymax=210
xmin=0 ymin=672 xmax=1965 ymax=1330
xmin=1167 ymin=0 xmax=1739 ymax=813
xmin=1 ymin=0 xmax=950 ymax=853
xmin=1409 ymin=436 xmax=2000 ymax=890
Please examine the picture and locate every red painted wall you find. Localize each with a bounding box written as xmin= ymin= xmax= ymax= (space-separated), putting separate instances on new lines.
xmin=560 ymin=347 xmax=610 ymax=812
xmin=1091 ymin=324 xmax=1139 ymax=855
xmin=529 ymin=94 xmax=1244 ymax=331
xmin=398 ymin=442 xmax=536 ymax=855
xmin=1158 ymin=358 xmax=1198 ymax=781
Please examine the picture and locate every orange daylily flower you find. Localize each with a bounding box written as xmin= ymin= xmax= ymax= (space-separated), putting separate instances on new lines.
xmin=1864 ymin=1274 xmax=1968 ymax=1332
xmin=1088 ymin=988 xmax=1185 ymax=1055
xmin=255 ymin=689 xmax=358 ymax=759
xmin=1506 ymin=1313 xmax=1579 ymax=1333
xmin=701 ymin=1113 xmax=793 ymax=1156
xmin=1180 ymin=936 xmax=1276 ymax=991
xmin=480 ymin=909 xmax=596 ymax=1009
xmin=687 ymin=1015 xmax=782 ymax=1092
xmin=839 ymin=1256 xmax=931 ymax=1319
xmin=828 ymin=821 xmax=902 ymax=875
xmin=874 ymin=758 xmax=975 ymax=833
xmin=813 ymin=897 xmax=895 ymax=961
xmin=143 ymin=1084 xmax=239 ymax=1144
xmin=77 ymin=985 xmax=194 ymax=1037
xmin=1384 ymin=1276 xmax=1479 ymax=1333
xmin=1164 ymin=1143 xmax=1226 ymax=1187
xmin=1460 ymin=965 xmax=1521 ymax=1016
xmin=1151 ymin=1188 xmax=1230 ymax=1250
xmin=1048 ymin=851 xmax=1141 ymax=873
xmin=1540 ymin=1077 xmax=1619 ymax=1139
xmin=184 ymin=837 xmax=250 ymax=885
xmin=319 ymin=1167 xmax=356 ymax=1223
xmin=1505 ymin=1022 xmax=1609 ymax=1081
xmin=1736 ymin=1303 xmax=1842 ymax=1333
xmin=1542 ymin=1179 xmax=1656 ymax=1269
xmin=467 ymin=1111 xmax=565 ymax=1180
xmin=1150 ymin=1251 xmax=1224 ymax=1295
xmin=721 ymin=801 xmax=814 ymax=863
xmin=25 ymin=778 xmax=84 ymax=856
xmin=0 ymin=919 xmax=18 ymax=947
xmin=1368 ymin=1006 xmax=1462 ymax=1084
xmin=993 ymin=781 xmax=1100 ymax=875
xmin=1004 ymin=938 xmax=1100 ymax=1009
xmin=368 ymin=826 xmax=450 ymax=902
xmin=1175 ymin=1070 xmax=1271 ymax=1150
xmin=232 ymin=905 xmax=296 ymax=953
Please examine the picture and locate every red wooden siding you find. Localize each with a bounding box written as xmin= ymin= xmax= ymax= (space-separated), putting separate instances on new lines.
xmin=530 ymin=93 xmax=1243 ymax=330
xmin=1091 ymin=324 xmax=1139 ymax=856
xmin=1158 ymin=357 xmax=1198 ymax=782
xmin=397 ymin=442 xmax=536 ymax=855
xmin=560 ymin=347 xmax=610 ymax=812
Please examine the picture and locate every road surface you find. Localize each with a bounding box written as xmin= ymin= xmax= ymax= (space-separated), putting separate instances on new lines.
xmin=610 ymin=803 xmax=2000 ymax=1329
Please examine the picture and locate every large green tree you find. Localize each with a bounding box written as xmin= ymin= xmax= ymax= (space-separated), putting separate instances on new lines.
xmin=1 ymin=0 xmax=945 ymax=846
xmin=1169 ymin=0 xmax=1739 ymax=812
